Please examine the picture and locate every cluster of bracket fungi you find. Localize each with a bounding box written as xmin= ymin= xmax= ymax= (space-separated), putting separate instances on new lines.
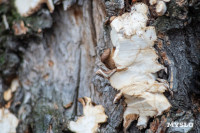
xmin=97 ymin=2 xmax=171 ymax=130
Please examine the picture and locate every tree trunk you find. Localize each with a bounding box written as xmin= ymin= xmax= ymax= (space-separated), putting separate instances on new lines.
xmin=0 ymin=0 xmax=199 ymax=133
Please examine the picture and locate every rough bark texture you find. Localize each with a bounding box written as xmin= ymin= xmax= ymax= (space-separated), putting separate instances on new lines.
xmin=0 ymin=0 xmax=199 ymax=133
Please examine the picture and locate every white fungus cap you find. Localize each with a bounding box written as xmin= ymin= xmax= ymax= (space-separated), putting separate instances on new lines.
xmin=15 ymin=0 xmax=54 ymax=17
xmin=156 ymin=1 xmax=167 ymax=16
xmin=149 ymin=0 xmax=157 ymax=5
xmin=0 ymin=109 xmax=19 ymax=133
xmin=123 ymin=92 xmax=171 ymax=129
xmin=69 ymin=97 xmax=107 ymax=133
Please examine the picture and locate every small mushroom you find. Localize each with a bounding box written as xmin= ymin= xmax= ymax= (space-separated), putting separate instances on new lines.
xmin=156 ymin=1 xmax=167 ymax=16
xmin=3 ymin=89 xmax=12 ymax=101
xmin=4 ymin=78 xmax=20 ymax=102
xmin=10 ymin=78 xmax=19 ymax=92
xmin=149 ymin=0 xmax=170 ymax=16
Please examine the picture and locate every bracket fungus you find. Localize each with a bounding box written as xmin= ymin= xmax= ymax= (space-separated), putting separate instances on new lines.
xmin=15 ymin=0 xmax=54 ymax=17
xmin=149 ymin=0 xmax=170 ymax=16
xmin=0 ymin=108 xmax=19 ymax=133
xmin=68 ymin=97 xmax=107 ymax=133
xmin=97 ymin=3 xmax=171 ymax=130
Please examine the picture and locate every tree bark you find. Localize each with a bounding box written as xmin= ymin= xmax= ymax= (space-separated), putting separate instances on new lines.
xmin=0 ymin=0 xmax=199 ymax=133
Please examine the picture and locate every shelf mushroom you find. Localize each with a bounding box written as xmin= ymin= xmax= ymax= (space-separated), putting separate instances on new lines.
xmin=69 ymin=97 xmax=107 ymax=133
xmin=97 ymin=2 xmax=171 ymax=130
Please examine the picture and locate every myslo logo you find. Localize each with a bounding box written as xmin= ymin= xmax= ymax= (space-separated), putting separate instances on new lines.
xmin=167 ymin=122 xmax=194 ymax=127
